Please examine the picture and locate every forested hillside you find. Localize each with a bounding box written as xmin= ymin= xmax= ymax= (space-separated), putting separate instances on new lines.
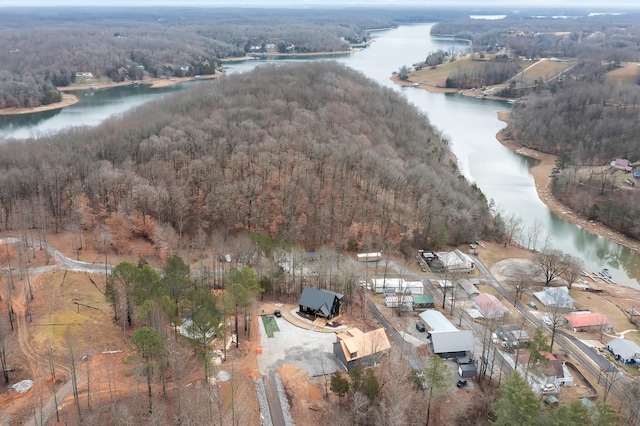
xmin=0 ymin=62 xmax=493 ymax=254
xmin=0 ymin=7 xmax=465 ymax=110
xmin=509 ymin=81 xmax=640 ymax=163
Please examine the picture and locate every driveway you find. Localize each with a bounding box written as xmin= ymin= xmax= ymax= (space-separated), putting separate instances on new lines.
xmin=257 ymin=310 xmax=342 ymax=377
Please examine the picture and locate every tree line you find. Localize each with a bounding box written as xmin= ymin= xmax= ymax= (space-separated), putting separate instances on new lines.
xmin=505 ymin=76 xmax=640 ymax=239
xmin=0 ymin=7 xmax=468 ymax=110
xmin=0 ymin=62 xmax=497 ymax=256
xmin=432 ymin=12 xmax=640 ymax=64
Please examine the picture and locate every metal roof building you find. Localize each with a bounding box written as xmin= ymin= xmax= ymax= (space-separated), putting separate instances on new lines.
xmin=298 ymin=286 xmax=343 ymax=319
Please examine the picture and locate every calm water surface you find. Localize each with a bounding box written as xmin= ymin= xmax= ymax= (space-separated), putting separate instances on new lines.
xmin=1 ymin=24 xmax=638 ymax=287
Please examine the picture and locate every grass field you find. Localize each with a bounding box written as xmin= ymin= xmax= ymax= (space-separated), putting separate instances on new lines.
xmin=32 ymin=270 xmax=115 ymax=352
xmin=605 ymin=62 xmax=640 ymax=85
xmin=261 ymin=314 xmax=280 ymax=338
xmin=411 ymin=57 xmax=490 ymax=87
xmin=515 ymin=59 xmax=574 ymax=86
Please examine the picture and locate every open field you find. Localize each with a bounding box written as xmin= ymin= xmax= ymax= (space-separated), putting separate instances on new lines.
xmin=605 ymin=62 xmax=640 ymax=85
xmin=515 ymin=58 xmax=574 ymax=86
xmin=410 ymin=56 xmax=489 ymax=87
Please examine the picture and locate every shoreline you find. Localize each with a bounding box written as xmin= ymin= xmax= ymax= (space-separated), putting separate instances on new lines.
xmin=220 ymin=47 xmax=364 ymax=63
xmin=495 ymin=111 xmax=640 ymax=254
xmin=392 ymin=65 xmax=640 ymax=256
xmin=0 ymin=93 xmax=80 ymax=116
xmin=0 ymin=74 xmax=221 ymax=117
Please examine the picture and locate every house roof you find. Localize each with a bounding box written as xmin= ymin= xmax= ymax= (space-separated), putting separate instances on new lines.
xmin=458 ymin=363 xmax=477 ymax=373
xmin=372 ymin=278 xmax=423 ymax=291
xmin=412 ymin=294 xmax=435 ymax=304
xmin=564 ymin=312 xmax=610 ymax=328
xmin=335 ymin=328 xmax=391 ymax=362
xmin=533 ymin=286 xmax=575 ymax=309
xmin=474 ymin=293 xmax=508 ymax=316
xmin=460 ymin=279 xmax=480 ymax=297
xmin=608 ymin=338 xmax=640 ymax=360
xmin=419 ymin=310 xmax=458 ymax=332
xmin=385 ymin=296 xmax=413 ymax=303
xmin=500 ymin=324 xmax=530 ymax=342
xmin=437 ymin=249 xmax=475 ymax=270
xmin=298 ymin=286 xmax=343 ymax=315
xmin=431 ymin=330 xmax=474 ymax=353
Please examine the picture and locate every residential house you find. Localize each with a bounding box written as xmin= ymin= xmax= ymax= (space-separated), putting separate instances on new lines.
xmin=333 ymin=328 xmax=391 ymax=371
xmin=607 ymin=338 xmax=640 ymax=364
xmin=533 ymin=286 xmax=575 ymax=309
xmin=298 ymin=286 xmax=343 ymax=320
xmin=437 ymin=249 xmax=476 ymax=273
xmin=564 ymin=312 xmax=611 ymax=333
xmin=473 ymin=293 xmax=509 ymax=319
xmin=540 ymin=352 xmax=574 ymax=387
xmin=611 ymin=158 xmax=633 ymax=172
xmin=497 ymin=324 xmax=530 ymax=348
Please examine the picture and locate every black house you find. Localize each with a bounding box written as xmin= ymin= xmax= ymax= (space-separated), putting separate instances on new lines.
xmin=298 ymin=286 xmax=344 ymax=320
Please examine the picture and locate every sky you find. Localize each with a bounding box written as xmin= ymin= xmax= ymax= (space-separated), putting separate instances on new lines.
xmin=2 ymin=0 xmax=639 ymax=8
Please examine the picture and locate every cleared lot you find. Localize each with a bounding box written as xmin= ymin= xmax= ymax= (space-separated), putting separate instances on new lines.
xmin=257 ymin=311 xmax=342 ymax=377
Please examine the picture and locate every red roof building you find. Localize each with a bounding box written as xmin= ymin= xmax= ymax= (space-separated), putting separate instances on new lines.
xmin=564 ymin=312 xmax=611 ymax=332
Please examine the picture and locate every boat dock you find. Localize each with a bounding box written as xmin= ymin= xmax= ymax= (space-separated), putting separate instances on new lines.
xmin=581 ymin=270 xmax=616 ymax=285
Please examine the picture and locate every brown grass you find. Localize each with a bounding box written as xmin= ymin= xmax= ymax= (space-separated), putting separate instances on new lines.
xmin=410 ymin=56 xmax=490 ymax=87
xmin=517 ymin=59 xmax=574 ymax=85
xmin=605 ymin=62 xmax=640 ymax=85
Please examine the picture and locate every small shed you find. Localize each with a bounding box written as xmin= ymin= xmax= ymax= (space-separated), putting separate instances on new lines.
xmin=384 ymin=295 xmax=413 ymax=311
xmin=412 ymin=294 xmax=435 ymax=309
xmin=459 ymin=279 xmax=480 ymax=299
xmin=458 ymin=363 xmax=477 ymax=378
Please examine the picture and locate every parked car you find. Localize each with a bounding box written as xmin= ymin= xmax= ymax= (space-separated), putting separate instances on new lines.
xmin=491 ymin=332 xmax=499 ymax=344
xmin=415 ymin=322 xmax=426 ymax=332
xmin=456 ymin=379 xmax=468 ymax=388
xmin=274 ymin=310 xmax=282 ymax=317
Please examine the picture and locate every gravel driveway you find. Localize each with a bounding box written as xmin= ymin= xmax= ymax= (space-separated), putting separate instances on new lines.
xmin=257 ymin=311 xmax=342 ymax=377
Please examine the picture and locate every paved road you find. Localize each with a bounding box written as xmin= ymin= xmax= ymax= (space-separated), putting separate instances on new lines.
xmin=367 ymin=299 xmax=425 ymax=371
xmin=263 ymin=374 xmax=285 ymax=426
xmin=473 ymin=255 xmax=625 ymax=400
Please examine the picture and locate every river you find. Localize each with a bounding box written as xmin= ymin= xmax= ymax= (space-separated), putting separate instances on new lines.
xmin=1 ymin=23 xmax=639 ymax=288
